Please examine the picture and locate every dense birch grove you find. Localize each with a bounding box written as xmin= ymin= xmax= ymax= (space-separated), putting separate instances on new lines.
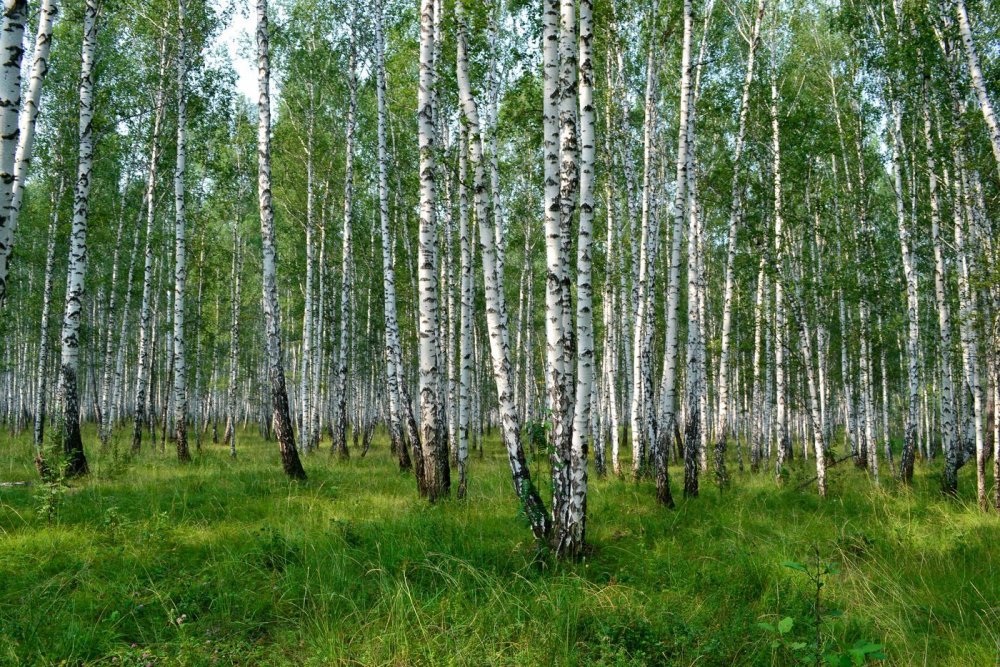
xmin=2 ymin=0 xmax=1000 ymax=558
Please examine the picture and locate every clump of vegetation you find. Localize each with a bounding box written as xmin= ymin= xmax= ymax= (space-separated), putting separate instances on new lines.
xmin=33 ymin=419 xmax=69 ymax=524
xmin=759 ymin=547 xmax=886 ymax=665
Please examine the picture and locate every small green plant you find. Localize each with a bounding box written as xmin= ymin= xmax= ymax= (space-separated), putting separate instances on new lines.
xmin=102 ymin=439 xmax=133 ymax=479
xmin=759 ymin=547 xmax=886 ymax=666
xmin=33 ymin=420 xmax=69 ymax=524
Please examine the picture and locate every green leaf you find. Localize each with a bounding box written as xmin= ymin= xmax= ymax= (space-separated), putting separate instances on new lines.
xmin=852 ymin=641 xmax=884 ymax=654
xmin=778 ymin=617 xmax=794 ymax=634
xmin=789 ymin=641 xmax=808 ymax=651
xmin=827 ymin=654 xmax=851 ymax=667
xmin=783 ymin=561 xmax=808 ymax=573
xmin=757 ymin=622 xmax=776 ymax=632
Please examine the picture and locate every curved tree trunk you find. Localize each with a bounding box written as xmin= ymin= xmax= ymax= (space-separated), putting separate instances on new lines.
xmin=456 ymin=0 xmax=549 ymax=539
xmin=256 ymin=0 xmax=305 ymax=480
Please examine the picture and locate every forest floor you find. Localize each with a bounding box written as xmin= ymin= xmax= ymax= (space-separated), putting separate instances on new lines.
xmin=0 ymin=426 xmax=997 ymax=666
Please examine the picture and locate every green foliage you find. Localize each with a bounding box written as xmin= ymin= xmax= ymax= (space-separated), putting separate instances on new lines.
xmin=1 ymin=427 xmax=997 ymax=664
xmin=759 ymin=549 xmax=887 ymax=665
xmin=33 ymin=419 xmax=69 ymax=524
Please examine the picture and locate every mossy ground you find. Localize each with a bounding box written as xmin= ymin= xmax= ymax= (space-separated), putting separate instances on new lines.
xmin=1 ymin=425 xmax=997 ymax=665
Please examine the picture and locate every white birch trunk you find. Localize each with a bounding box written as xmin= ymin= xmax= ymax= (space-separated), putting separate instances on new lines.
xmin=0 ymin=0 xmax=27 ymax=305
xmin=334 ymin=28 xmax=356 ymax=460
xmin=660 ymin=0 xmax=693 ymax=503
xmin=57 ymin=0 xmax=97 ymax=476
xmin=890 ymin=99 xmax=919 ymax=481
xmin=373 ymin=0 xmax=409 ymax=472
xmin=33 ymin=175 xmax=65 ymax=448
xmin=256 ymin=0 xmax=305 ymax=479
xmin=131 ymin=40 xmax=169 ymax=453
xmin=456 ymin=0 xmax=548 ymax=538
xmin=173 ymin=0 xmax=190 ymax=461
xmin=417 ymin=0 xmax=446 ymax=499
xmin=716 ymin=0 xmax=765 ymax=481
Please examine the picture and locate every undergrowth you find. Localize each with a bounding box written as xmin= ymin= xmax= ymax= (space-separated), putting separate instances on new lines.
xmin=0 ymin=425 xmax=996 ymax=665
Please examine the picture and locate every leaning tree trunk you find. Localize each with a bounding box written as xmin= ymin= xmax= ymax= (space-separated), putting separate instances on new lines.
xmin=2 ymin=0 xmax=57 ymax=309
xmin=455 ymin=0 xmax=549 ymax=540
xmin=955 ymin=0 xmax=1000 ymax=180
xmin=0 ymin=0 xmax=27 ymax=306
xmin=57 ymin=0 xmax=98 ymax=477
xmin=256 ymin=0 xmax=305 ymax=480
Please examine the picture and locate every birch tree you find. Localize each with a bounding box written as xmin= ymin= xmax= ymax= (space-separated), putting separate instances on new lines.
xmin=417 ymin=0 xmax=447 ymax=499
xmin=333 ymin=19 xmax=356 ymax=460
xmin=256 ymin=0 xmax=306 ymax=480
xmin=0 ymin=0 xmax=28 ymax=306
xmin=456 ymin=0 xmax=549 ymax=538
xmin=173 ymin=0 xmax=191 ymax=462
xmin=374 ymin=0 xmax=410 ymax=472
xmin=57 ymin=0 xmax=98 ymax=476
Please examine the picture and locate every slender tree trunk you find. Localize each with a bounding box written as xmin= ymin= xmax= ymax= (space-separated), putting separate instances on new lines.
xmin=0 ymin=0 xmax=27 ymax=305
xmin=256 ymin=0 xmax=305 ymax=479
xmin=225 ymin=227 xmax=241 ymax=455
xmin=373 ymin=0 xmax=410 ymax=472
xmin=456 ymin=123 xmax=472 ymax=497
xmin=749 ymin=258 xmax=767 ymax=471
xmin=716 ymin=0 xmax=765 ymax=484
xmin=132 ymin=40 xmax=169 ymax=454
xmin=33 ymin=175 xmax=66 ymax=448
xmin=770 ymin=46 xmax=789 ymax=483
xmin=454 ymin=0 xmax=548 ymax=537
xmin=300 ymin=94 xmax=315 ymax=453
xmin=417 ymin=0 xmax=447 ymax=499
xmin=565 ymin=0 xmax=594 ymax=554
xmin=921 ymin=91 xmax=959 ymax=494
xmin=334 ymin=25 xmax=356 ymax=460
xmin=631 ymin=23 xmax=656 ymax=483
xmin=173 ymin=0 xmax=190 ymax=461
xmin=659 ymin=0 xmax=691 ymax=503
xmin=57 ymin=0 xmax=98 ymax=476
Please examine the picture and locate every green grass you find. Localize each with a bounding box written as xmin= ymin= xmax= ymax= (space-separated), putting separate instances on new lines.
xmin=1 ymin=426 xmax=997 ymax=665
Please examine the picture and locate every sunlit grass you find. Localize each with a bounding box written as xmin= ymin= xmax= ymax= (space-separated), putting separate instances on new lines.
xmin=0 ymin=425 xmax=996 ymax=665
